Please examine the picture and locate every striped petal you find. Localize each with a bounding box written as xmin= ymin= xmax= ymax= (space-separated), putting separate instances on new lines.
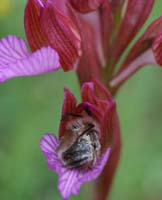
xmin=25 ymin=0 xmax=81 ymax=71
xmin=0 ymin=35 xmax=29 ymax=67
xmin=58 ymin=147 xmax=111 ymax=200
xmin=0 ymin=36 xmax=60 ymax=83
xmin=40 ymin=133 xmax=111 ymax=200
xmin=40 ymin=134 xmax=61 ymax=172
xmin=24 ymin=0 xmax=49 ymax=51
xmin=41 ymin=2 xmax=82 ymax=71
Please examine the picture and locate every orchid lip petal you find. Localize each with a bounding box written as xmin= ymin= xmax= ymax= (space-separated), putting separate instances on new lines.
xmin=0 ymin=35 xmax=29 ymax=66
xmin=58 ymin=147 xmax=111 ymax=200
xmin=40 ymin=133 xmax=61 ymax=172
xmin=0 ymin=36 xmax=60 ymax=83
xmin=40 ymin=80 xmax=120 ymax=200
xmin=40 ymin=133 xmax=111 ymax=200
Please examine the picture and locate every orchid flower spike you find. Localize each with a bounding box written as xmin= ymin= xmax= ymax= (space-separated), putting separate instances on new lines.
xmin=40 ymin=77 xmax=120 ymax=199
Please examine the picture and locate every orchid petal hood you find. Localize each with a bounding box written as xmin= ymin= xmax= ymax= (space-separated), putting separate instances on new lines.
xmin=24 ymin=0 xmax=82 ymax=71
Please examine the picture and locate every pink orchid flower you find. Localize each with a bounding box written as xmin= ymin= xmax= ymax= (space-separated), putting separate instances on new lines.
xmin=40 ymin=78 xmax=120 ymax=200
xmin=1 ymin=0 xmax=161 ymax=200
xmin=23 ymin=0 xmax=162 ymax=199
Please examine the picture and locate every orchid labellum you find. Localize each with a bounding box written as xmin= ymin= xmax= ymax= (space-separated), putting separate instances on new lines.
xmin=40 ymin=78 xmax=120 ymax=200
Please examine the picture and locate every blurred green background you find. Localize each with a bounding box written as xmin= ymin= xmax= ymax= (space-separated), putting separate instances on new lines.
xmin=0 ymin=1 xmax=162 ymax=200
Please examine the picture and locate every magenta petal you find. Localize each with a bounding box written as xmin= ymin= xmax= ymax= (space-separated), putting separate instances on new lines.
xmin=40 ymin=134 xmax=58 ymax=156
xmin=58 ymin=147 xmax=111 ymax=200
xmin=40 ymin=134 xmax=62 ymax=172
xmin=0 ymin=35 xmax=29 ymax=67
xmin=0 ymin=36 xmax=60 ymax=82
xmin=40 ymin=133 xmax=111 ymax=200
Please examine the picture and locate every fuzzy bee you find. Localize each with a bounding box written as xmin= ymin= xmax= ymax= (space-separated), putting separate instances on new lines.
xmin=57 ymin=115 xmax=101 ymax=169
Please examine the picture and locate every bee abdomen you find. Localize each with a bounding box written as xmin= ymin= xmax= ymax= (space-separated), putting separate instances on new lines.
xmin=62 ymin=137 xmax=93 ymax=168
xmin=66 ymin=156 xmax=90 ymax=168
